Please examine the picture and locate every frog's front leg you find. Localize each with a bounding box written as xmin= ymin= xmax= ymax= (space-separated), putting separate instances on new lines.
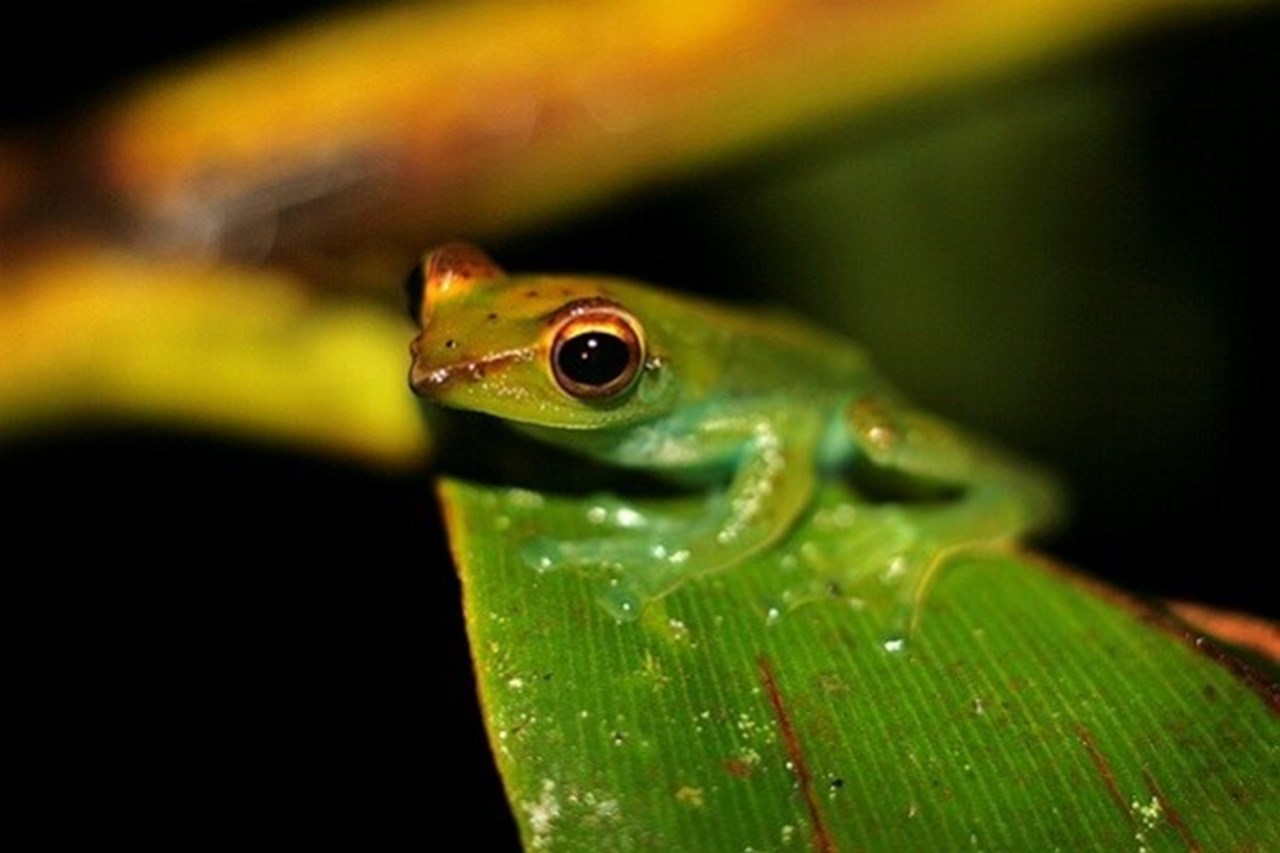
xmin=522 ymin=407 xmax=823 ymax=620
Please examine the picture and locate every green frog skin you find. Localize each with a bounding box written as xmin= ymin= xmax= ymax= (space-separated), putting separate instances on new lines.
xmin=407 ymin=243 xmax=1062 ymax=626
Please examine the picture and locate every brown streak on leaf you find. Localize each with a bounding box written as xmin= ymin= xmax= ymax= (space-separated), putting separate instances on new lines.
xmin=1071 ymin=723 xmax=1133 ymax=826
xmin=1026 ymin=553 xmax=1280 ymax=717
xmin=1143 ymin=767 xmax=1203 ymax=853
xmin=757 ymin=655 xmax=837 ymax=853
xmin=1178 ymin=631 xmax=1280 ymax=717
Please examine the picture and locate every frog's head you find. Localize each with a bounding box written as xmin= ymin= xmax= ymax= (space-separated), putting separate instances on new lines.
xmin=406 ymin=243 xmax=676 ymax=429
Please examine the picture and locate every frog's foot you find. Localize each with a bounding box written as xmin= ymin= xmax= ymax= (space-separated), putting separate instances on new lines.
xmin=791 ymin=499 xmax=1014 ymax=642
xmin=519 ymin=527 xmax=708 ymax=621
xmin=518 ymin=490 xmax=753 ymax=621
xmin=520 ymin=531 xmax=691 ymax=575
xmin=873 ymin=542 xmax=950 ymax=647
xmin=872 ymin=535 xmax=1012 ymax=647
xmin=520 ymin=495 xmax=699 ymax=570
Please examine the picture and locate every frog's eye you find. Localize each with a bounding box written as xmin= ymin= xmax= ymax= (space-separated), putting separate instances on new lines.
xmin=551 ymin=307 xmax=645 ymax=399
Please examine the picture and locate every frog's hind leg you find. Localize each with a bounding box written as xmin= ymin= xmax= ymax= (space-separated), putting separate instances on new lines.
xmin=875 ymin=494 xmax=1026 ymax=642
xmin=842 ymin=398 xmax=1066 ymax=637
xmin=846 ymin=398 xmax=1064 ymax=538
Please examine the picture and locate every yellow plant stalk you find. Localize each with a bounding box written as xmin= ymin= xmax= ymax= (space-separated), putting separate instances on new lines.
xmin=0 ymin=245 xmax=427 ymax=465
xmin=93 ymin=0 xmax=1256 ymax=261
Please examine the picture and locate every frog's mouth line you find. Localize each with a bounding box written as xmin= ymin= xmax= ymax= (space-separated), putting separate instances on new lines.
xmin=409 ymin=342 xmax=536 ymax=392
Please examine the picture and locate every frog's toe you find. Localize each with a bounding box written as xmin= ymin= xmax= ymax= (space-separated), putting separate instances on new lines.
xmin=520 ymin=536 xmax=581 ymax=573
xmin=520 ymin=535 xmax=642 ymax=573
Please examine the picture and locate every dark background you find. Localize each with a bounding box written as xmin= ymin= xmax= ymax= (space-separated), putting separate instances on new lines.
xmin=4 ymin=2 xmax=1273 ymax=847
xmin=7 ymin=3 xmax=521 ymax=845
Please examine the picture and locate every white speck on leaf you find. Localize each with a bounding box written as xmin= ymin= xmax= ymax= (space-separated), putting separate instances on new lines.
xmin=1131 ymin=794 xmax=1163 ymax=850
xmin=523 ymin=779 xmax=560 ymax=848
xmin=880 ymin=555 xmax=909 ymax=584
xmin=675 ymin=786 xmax=704 ymax=807
xmin=613 ymin=507 xmax=646 ymax=528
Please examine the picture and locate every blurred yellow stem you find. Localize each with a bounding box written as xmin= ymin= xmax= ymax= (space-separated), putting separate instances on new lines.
xmin=0 ymin=246 xmax=428 ymax=466
xmin=91 ymin=0 xmax=1259 ymax=262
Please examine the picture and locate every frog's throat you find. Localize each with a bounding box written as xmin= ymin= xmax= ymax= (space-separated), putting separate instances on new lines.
xmin=409 ymin=344 xmax=536 ymax=392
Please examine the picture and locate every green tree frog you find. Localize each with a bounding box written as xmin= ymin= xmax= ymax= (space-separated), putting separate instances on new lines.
xmin=407 ymin=243 xmax=1062 ymax=626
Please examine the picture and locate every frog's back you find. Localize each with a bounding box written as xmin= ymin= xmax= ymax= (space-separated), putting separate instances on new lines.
xmin=606 ymin=278 xmax=876 ymax=400
xmin=719 ymin=304 xmax=873 ymax=396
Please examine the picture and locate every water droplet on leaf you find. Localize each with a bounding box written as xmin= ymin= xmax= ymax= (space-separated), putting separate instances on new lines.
xmin=599 ymin=585 xmax=642 ymax=622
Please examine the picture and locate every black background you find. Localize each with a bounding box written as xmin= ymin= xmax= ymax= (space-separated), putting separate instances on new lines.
xmin=6 ymin=2 xmax=519 ymax=845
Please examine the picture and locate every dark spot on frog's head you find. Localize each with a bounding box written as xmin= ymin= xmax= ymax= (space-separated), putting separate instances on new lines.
xmin=487 ymin=312 xmax=499 ymax=321
xmin=828 ymin=777 xmax=844 ymax=790
xmin=560 ymin=287 xmax=574 ymax=297
xmin=525 ymin=289 xmax=539 ymax=298
xmin=445 ymin=339 xmax=457 ymax=349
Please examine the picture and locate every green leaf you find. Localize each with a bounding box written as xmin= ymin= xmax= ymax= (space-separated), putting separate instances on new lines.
xmin=441 ymin=477 xmax=1277 ymax=851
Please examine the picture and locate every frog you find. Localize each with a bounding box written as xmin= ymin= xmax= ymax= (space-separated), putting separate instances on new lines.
xmin=406 ymin=242 xmax=1063 ymax=627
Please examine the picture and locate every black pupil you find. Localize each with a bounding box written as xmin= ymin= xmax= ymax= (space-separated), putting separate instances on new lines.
xmin=557 ymin=332 xmax=631 ymax=387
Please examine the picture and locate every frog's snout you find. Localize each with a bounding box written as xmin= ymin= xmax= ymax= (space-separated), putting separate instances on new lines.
xmin=408 ymin=333 xmax=535 ymax=397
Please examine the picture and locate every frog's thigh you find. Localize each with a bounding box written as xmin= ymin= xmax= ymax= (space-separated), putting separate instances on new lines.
xmin=521 ymin=409 xmax=822 ymax=588
xmin=845 ymin=398 xmax=975 ymax=485
xmin=847 ymin=397 xmax=1065 ymax=536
